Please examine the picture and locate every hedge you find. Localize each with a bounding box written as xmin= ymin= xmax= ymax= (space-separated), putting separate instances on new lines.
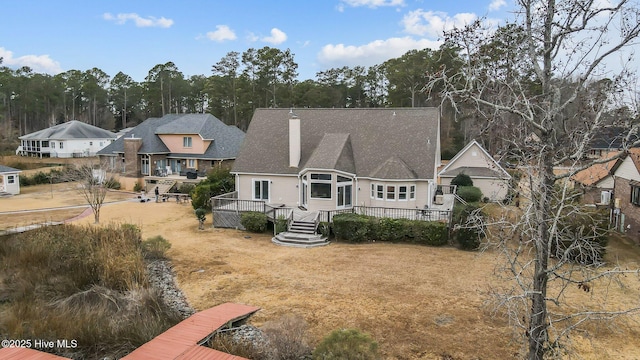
xmin=332 ymin=213 xmax=448 ymax=246
xmin=456 ymin=186 xmax=483 ymax=203
xmin=240 ymin=211 xmax=268 ymax=233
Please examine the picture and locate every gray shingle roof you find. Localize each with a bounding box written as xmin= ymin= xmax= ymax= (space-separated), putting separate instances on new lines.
xmin=439 ymin=166 xmax=509 ymax=179
xmin=19 ymin=120 xmax=116 ymax=140
xmin=0 ymin=165 xmax=21 ymax=173
xmin=232 ymin=108 xmax=440 ymax=179
xmin=97 ymin=114 xmax=245 ymax=159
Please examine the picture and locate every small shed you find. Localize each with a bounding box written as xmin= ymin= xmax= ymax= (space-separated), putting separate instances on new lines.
xmin=439 ymin=140 xmax=511 ymax=201
xmin=0 ymin=165 xmax=22 ymax=195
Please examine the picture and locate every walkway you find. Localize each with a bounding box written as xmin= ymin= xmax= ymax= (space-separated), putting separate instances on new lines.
xmin=123 ymin=302 xmax=260 ymax=360
xmin=0 ymin=303 xmax=260 ymax=360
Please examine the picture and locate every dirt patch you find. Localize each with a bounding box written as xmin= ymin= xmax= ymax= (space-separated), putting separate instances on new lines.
xmin=3 ymin=186 xmax=640 ymax=359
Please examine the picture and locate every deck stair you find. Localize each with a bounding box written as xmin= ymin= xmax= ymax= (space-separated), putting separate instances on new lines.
xmin=148 ymin=179 xmax=177 ymax=195
xmin=272 ymin=210 xmax=330 ymax=248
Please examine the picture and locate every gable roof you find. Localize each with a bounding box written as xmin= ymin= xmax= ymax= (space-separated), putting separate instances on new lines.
xmin=232 ymin=108 xmax=440 ymax=179
xmin=97 ymin=114 xmax=245 ymax=159
xmin=438 ymin=139 xmax=511 ymax=179
xmin=19 ymin=120 xmax=116 ymax=140
xmin=572 ymin=152 xmax=621 ymax=186
xmin=0 ymin=165 xmax=21 ymax=174
xmin=590 ymin=126 xmax=640 ymax=150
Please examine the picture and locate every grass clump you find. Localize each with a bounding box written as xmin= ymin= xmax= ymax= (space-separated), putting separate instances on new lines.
xmin=0 ymin=223 xmax=182 ymax=359
xmin=312 ymin=328 xmax=379 ymax=360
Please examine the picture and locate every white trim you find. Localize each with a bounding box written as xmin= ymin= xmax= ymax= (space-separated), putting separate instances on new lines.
xmin=233 ymin=172 xmax=298 ymax=177
xmin=438 ymin=139 xmax=511 ymax=179
xmin=251 ymin=178 xmax=270 ymax=201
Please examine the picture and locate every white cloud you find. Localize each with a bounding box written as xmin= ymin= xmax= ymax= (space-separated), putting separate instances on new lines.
xmin=261 ymin=28 xmax=287 ymax=45
xmin=103 ymin=12 xmax=173 ymax=28
xmin=401 ymin=9 xmax=477 ymax=38
xmin=489 ymin=0 xmax=507 ymax=11
xmin=206 ymin=25 xmax=237 ymax=42
xmin=0 ymin=47 xmax=62 ymax=74
xmin=337 ymin=0 xmax=405 ymax=12
xmin=318 ymin=36 xmax=441 ymax=68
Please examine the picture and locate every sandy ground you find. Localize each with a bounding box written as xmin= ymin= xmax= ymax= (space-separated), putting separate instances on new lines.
xmin=2 ymin=183 xmax=640 ymax=359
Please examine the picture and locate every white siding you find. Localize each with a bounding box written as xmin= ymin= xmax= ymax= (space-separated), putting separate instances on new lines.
xmin=614 ymin=156 xmax=640 ymax=181
xmin=237 ymin=174 xmax=299 ymax=206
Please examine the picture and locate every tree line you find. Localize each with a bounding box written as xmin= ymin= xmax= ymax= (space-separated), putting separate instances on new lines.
xmin=1 ymin=34 xmax=635 ymax=158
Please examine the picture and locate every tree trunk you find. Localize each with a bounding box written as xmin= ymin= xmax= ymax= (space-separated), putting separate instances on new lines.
xmin=527 ymin=141 xmax=554 ymax=359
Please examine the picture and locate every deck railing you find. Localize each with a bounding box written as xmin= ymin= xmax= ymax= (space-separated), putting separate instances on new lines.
xmin=319 ymin=206 xmax=451 ymax=223
xmin=211 ymin=194 xmax=452 ymax=229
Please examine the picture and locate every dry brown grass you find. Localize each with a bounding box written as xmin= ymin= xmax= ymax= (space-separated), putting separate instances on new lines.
xmin=4 ymin=183 xmax=640 ymax=359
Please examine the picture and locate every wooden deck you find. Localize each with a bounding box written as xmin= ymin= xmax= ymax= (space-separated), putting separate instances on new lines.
xmin=0 ymin=347 xmax=71 ymax=360
xmin=123 ymin=302 xmax=260 ymax=360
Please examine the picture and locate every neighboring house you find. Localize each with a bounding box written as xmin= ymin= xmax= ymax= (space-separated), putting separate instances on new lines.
xmin=612 ymin=148 xmax=640 ymax=242
xmin=16 ymin=120 xmax=117 ymax=158
xmin=231 ymin=108 xmax=442 ymax=212
xmin=588 ymin=126 xmax=639 ymax=159
xmin=0 ymin=165 xmax=22 ymax=195
xmin=571 ymin=152 xmax=621 ymax=205
xmin=98 ymin=113 xmax=245 ymax=182
xmin=438 ymin=139 xmax=511 ymax=201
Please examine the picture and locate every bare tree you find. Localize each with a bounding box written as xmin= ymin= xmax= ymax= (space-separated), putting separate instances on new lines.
xmin=427 ymin=1 xmax=640 ymax=359
xmin=65 ymin=159 xmax=114 ymax=224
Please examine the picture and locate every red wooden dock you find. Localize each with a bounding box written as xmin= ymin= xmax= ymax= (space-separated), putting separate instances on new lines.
xmin=0 ymin=302 xmax=260 ymax=360
xmin=123 ymin=302 xmax=260 ymax=360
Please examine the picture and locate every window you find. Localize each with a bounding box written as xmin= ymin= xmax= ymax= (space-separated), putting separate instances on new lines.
xmin=89 ymin=141 xmax=93 ymax=146
xmin=188 ymin=159 xmax=196 ymax=168
xmin=42 ymin=141 xmax=49 ymax=147
xmin=253 ymin=180 xmax=269 ymax=201
xmin=337 ymin=176 xmax=353 ymax=208
xmin=183 ymin=136 xmax=192 ymax=148
xmin=376 ymin=185 xmax=384 ymax=199
xmin=7 ymin=175 xmax=15 ymax=184
xmin=410 ymin=185 xmax=416 ymax=200
xmin=310 ymin=173 xmax=332 ymax=199
xmin=59 ymin=142 xmax=64 ymax=149
xmin=386 ymin=185 xmax=396 ymax=200
xmin=51 ymin=142 xmax=55 ymax=149
xmin=398 ymin=186 xmax=408 ymax=200
xmin=371 ymin=184 xmax=375 ymax=199
xmin=631 ymin=185 xmax=640 ymax=206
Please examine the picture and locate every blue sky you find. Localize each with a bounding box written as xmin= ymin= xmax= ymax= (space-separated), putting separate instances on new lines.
xmin=0 ymin=0 xmax=512 ymax=82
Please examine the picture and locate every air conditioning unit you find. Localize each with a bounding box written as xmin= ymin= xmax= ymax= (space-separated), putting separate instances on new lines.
xmin=434 ymin=195 xmax=444 ymax=205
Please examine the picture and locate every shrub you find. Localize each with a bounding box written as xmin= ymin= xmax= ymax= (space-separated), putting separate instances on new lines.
xmin=453 ymin=227 xmax=482 ymax=250
xmin=406 ymin=221 xmax=449 ymax=246
xmin=451 ymin=173 xmax=473 ymax=187
xmin=191 ymin=168 xmax=235 ymax=210
xmin=133 ymin=182 xmax=143 ymax=192
xmin=332 ymin=213 xmax=372 ymax=243
xmin=262 ymin=314 xmax=312 ymax=359
xmin=241 ymin=212 xmax=268 ymax=233
xmin=104 ymin=177 xmax=121 ymax=190
xmin=456 ymin=186 xmax=483 ymax=203
xmin=451 ymin=203 xmax=485 ymax=250
xmin=275 ymin=215 xmax=288 ymax=234
xmin=142 ymin=235 xmax=172 ymax=259
xmin=332 ymin=213 xmax=448 ymax=245
xmin=312 ymin=328 xmax=379 ymax=360
xmin=179 ymin=183 xmax=195 ymax=194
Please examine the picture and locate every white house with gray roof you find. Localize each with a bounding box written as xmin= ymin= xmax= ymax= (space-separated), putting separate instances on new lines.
xmin=438 ymin=139 xmax=511 ymax=201
xmin=98 ymin=114 xmax=245 ymax=181
xmin=231 ymin=108 xmax=442 ymax=213
xmin=16 ymin=120 xmax=117 ymax=158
